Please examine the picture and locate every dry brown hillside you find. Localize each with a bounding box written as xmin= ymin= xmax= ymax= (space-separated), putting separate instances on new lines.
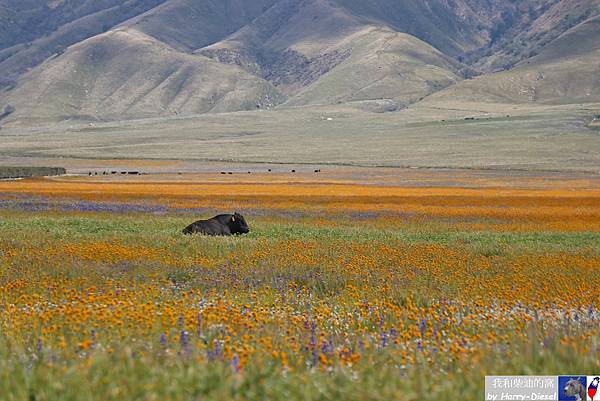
xmin=422 ymin=14 xmax=600 ymax=106
xmin=2 ymin=29 xmax=284 ymax=124
xmin=0 ymin=0 xmax=598 ymax=125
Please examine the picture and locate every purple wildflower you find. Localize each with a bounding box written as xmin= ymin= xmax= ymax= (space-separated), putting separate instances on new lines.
xmin=214 ymin=341 xmax=222 ymax=359
xmin=321 ymin=339 xmax=334 ymax=354
xmin=309 ymin=322 xmax=317 ymax=347
xmin=311 ymin=347 xmax=318 ymax=367
xmin=380 ymin=332 xmax=388 ymax=348
xmin=419 ymin=319 xmax=427 ymax=338
xmin=179 ymin=330 xmax=188 ymax=348
xmin=232 ymin=355 xmax=241 ymax=373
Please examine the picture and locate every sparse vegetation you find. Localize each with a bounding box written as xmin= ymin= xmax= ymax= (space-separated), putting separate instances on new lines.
xmin=1 ymin=103 xmax=599 ymax=171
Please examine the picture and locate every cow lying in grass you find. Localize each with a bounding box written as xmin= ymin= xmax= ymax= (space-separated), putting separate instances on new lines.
xmin=183 ymin=213 xmax=250 ymax=236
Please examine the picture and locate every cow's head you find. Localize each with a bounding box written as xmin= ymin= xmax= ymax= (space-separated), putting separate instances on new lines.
xmin=229 ymin=212 xmax=250 ymax=234
xmin=563 ymin=378 xmax=584 ymax=398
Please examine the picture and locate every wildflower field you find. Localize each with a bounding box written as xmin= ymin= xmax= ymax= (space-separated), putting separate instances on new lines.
xmin=0 ymin=172 xmax=598 ymax=401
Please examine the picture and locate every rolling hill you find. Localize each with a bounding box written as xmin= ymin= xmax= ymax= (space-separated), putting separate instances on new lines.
xmin=0 ymin=0 xmax=598 ymax=125
xmin=422 ymin=13 xmax=600 ymax=106
xmin=2 ymin=28 xmax=284 ymax=124
xmin=0 ymin=0 xmax=166 ymax=83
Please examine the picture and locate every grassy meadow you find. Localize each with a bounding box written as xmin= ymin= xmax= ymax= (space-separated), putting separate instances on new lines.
xmin=2 ymin=102 xmax=600 ymax=172
xmin=0 ymin=173 xmax=599 ymax=400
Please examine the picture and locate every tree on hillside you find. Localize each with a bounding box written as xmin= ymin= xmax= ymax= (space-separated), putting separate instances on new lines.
xmin=0 ymin=104 xmax=15 ymax=121
xmin=4 ymin=104 xmax=15 ymax=115
xmin=0 ymin=76 xmax=17 ymax=90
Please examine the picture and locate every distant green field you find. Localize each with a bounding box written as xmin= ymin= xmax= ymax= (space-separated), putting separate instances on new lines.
xmin=0 ymin=167 xmax=66 ymax=179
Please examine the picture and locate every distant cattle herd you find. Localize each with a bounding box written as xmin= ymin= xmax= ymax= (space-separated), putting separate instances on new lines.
xmin=88 ymin=171 xmax=141 ymax=176
xmin=81 ymin=168 xmax=323 ymax=236
xmin=88 ymin=169 xmax=322 ymax=176
xmin=219 ymin=169 xmax=321 ymax=175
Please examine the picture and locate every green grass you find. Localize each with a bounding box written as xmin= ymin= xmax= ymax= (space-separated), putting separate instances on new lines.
xmin=2 ymin=211 xmax=600 ymax=251
xmin=0 ymin=331 xmax=597 ymax=401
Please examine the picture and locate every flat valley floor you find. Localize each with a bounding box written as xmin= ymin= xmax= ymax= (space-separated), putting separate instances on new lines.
xmin=2 ymin=102 xmax=600 ymax=172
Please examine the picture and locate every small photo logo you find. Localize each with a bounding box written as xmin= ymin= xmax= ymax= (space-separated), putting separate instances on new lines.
xmin=588 ymin=376 xmax=600 ymax=401
xmin=559 ymin=376 xmax=587 ymax=401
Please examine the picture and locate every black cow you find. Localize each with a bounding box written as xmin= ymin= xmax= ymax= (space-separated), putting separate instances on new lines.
xmin=183 ymin=213 xmax=250 ymax=236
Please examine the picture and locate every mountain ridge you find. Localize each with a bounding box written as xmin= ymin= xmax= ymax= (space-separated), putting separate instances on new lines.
xmin=0 ymin=0 xmax=598 ymax=125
